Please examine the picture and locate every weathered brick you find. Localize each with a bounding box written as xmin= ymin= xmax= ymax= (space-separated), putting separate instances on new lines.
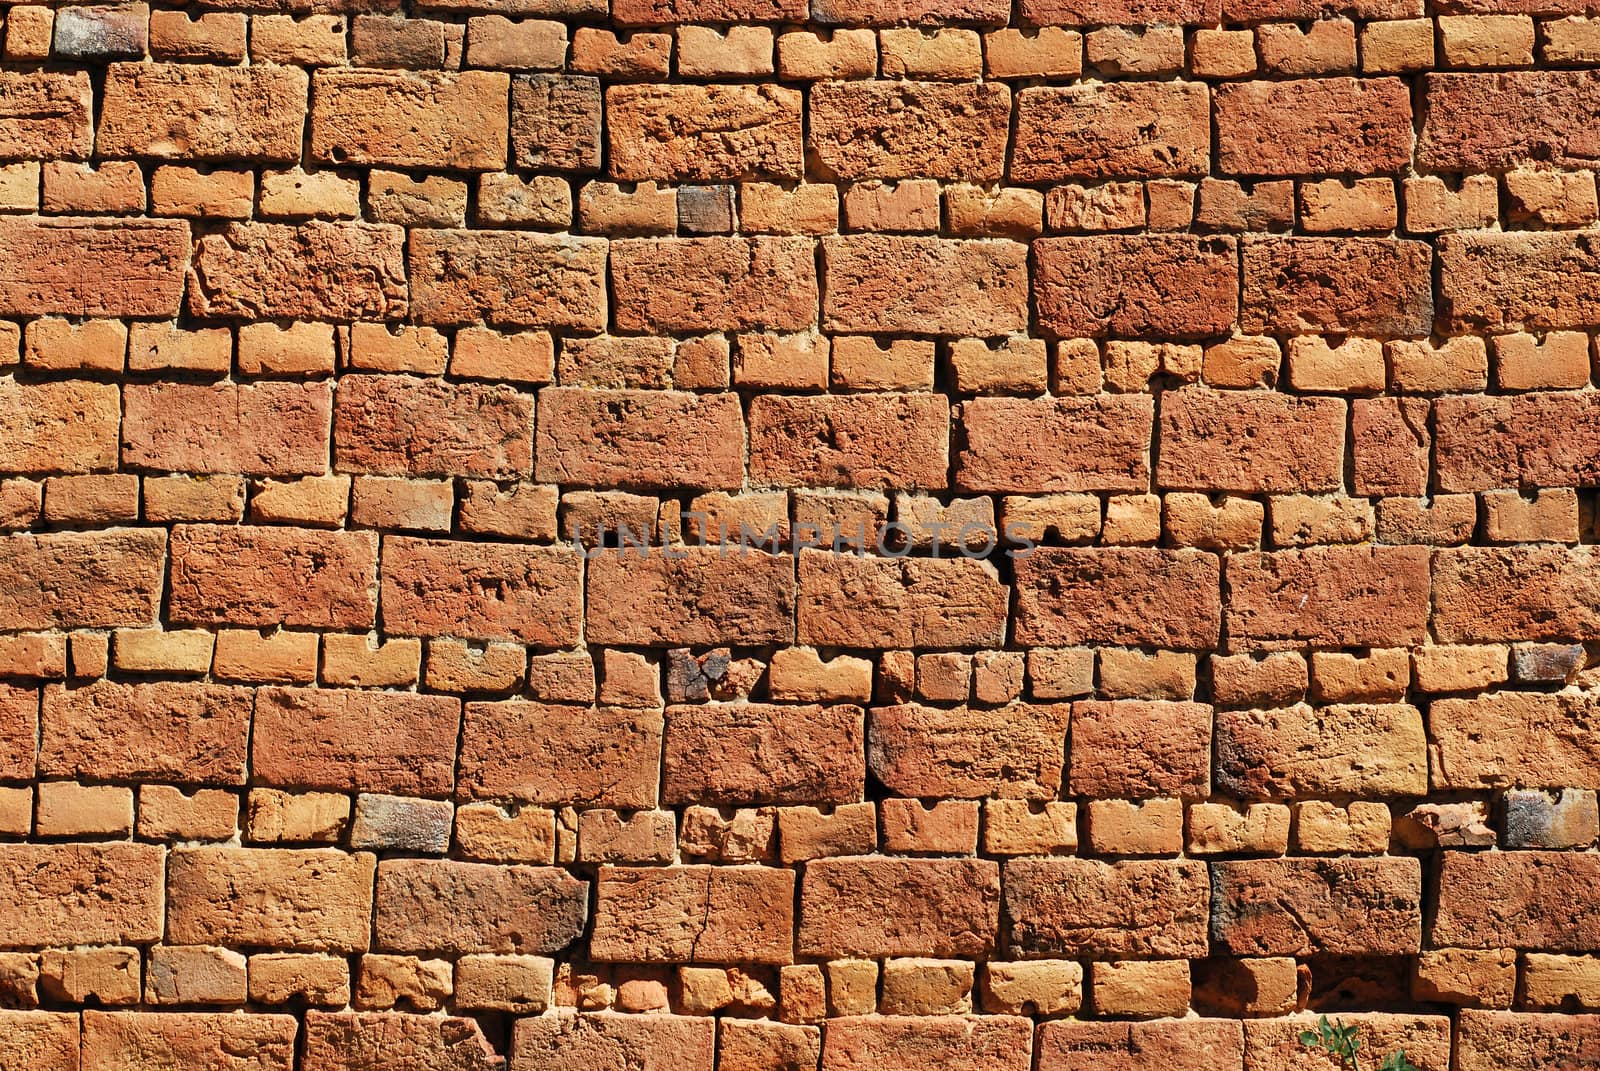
xmin=608 ymin=84 xmax=802 ymax=181
xmin=822 ymin=235 xmax=1028 ymax=336
xmin=1438 ymin=231 xmax=1600 ymax=333
xmin=1421 ymin=70 xmax=1600 ymax=172
xmin=335 ymin=375 xmax=531 ymax=482
xmin=1438 ymin=394 xmax=1600 ymax=492
xmin=99 ymin=64 xmax=307 ymax=162
xmin=123 ymin=382 xmax=330 ymax=477
xmin=536 ymin=388 xmax=745 ymax=490
xmin=375 ymin=859 xmax=587 ymax=956
xmin=513 ymin=1014 xmax=714 ymax=1071
xmin=0 ymin=1012 xmax=79 ymax=1069
xmin=868 ymin=703 xmax=1070 ymax=800
xmin=750 ymin=394 xmax=950 ymax=490
xmin=510 ymin=74 xmax=602 ymax=172
xmin=798 ymin=551 xmax=1008 ymax=649
xmin=1069 ymin=700 xmax=1210 ymax=800
xmin=380 ymin=538 xmax=581 ymax=647
xmin=408 ymin=229 xmax=607 ymax=329
xmin=800 ymin=857 xmax=1000 ymax=958
xmin=1432 ymin=691 xmax=1600 ymax=791
xmin=168 ymin=525 xmax=377 ymax=629
xmin=1023 ymin=0 xmax=1218 ymax=22
xmin=41 ymin=681 xmax=251 ymax=786
xmin=1036 ymin=1019 xmax=1245 ymax=1071
xmin=1034 ymin=237 xmax=1237 ymax=339
xmin=0 ymin=216 xmax=188 ymax=317
xmin=1215 ymin=703 xmax=1427 ymax=798
xmin=82 ymin=1012 xmax=298 ymax=1071
xmin=168 ymin=847 xmax=375 ymax=953
xmin=1005 ymin=859 xmax=1210 ymax=958
xmin=591 ymin=865 xmax=793 ymax=964
xmin=1212 ymin=857 xmax=1422 ymax=956
xmin=0 ymin=529 xmax=164 ymax=631
xmin=1434 ymin=546 xmax=1600 ymax=642
xmin=0 ymin=844 xmax=162 ymax=948
xmin=588 ymin=547 xmax=796 ymax=647
xmin=1242 ymin=237 xmax=1433 ymax=336
xmin=612 ymin=237 xmax=818 ymax=332
xmin=821 ymin=1016 xmax=1032 ymax=1071
xmin=1243 ymin=1015 xmax=1449 ymax=1071
xmin=311 ymin=69 xmax=508 ymax=169
xmin=1225 ymin=547 xmax=1431 ymax=648
xmin=1216 ymin=77 xmax=1412 ymax=175
xmin=1158 ymin=388 xmax=1344 ymax=494
xmin=1454 ymin=1010 xmax=1600 ymax=1071
xmin=0 ymin=684 xmax=34 ymax=781
xmin=304 ymin=1012 xmax=506 ymax=1071
xmin=0 ymin=71 xmax=91 ymax=160
xmin=459 ymin=702 xmax=662 ymax=809
xmin=0 ymin=380 xmax=119 ymax=475
xmin=1013 ymin=548 xmax=1221 ymax=649
xmin=810 ymin=81 xmax=1009 ymax=181
xmin=1434 ymin=852 xmax=1600 ymax=951
xmin=1012 ymin=83 xmax=1209 ymax=182
xmin=189 ymin=221 xmax=406 ymax=321
xmin=957 ymin=396 xmax=1151 ymax=493
xmin=253 ymin=687 xmax=460 ymax=797
xmin=664 ymin=703 xmax=864 ymax=806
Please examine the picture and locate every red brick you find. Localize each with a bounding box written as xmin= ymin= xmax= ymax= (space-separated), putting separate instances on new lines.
xmin=190 ymin=222 xmax=407 ymax=321
xmin=168 ymin=525 xmax=377 ymax=630
xmin=459 ymin=702 xmax=663 ymax=809
xmin=592 ymin=864 xmax=794 ymax=964
xmin=1421 ymin=71 xmax=1600 ymax=172
xmin=1225 ymin=547 xmax=1431 ymax=649
xmin=0 ymin=71 xmax=92 ymax=160
xmin=1158 ymin=388 xmax=1344 ymax=494
xmin=1034 ymin=236 xmax=1237 ymax=339
xmin=1004 ymin=859 xmax=1210 ymax=957
xmin=99 ymin=63 xmax=307 ymax=162
xmin=82 ymin=1012 xmax=298 ymax=1071
xmin=1243 ymin=1015 xmax=1449 ymax=1071
xmin=0 ymin=684 xmax=34 ymax=781
xmin=821 ymin=1016 xmax=1033 ymax=1071
xmin=1036 ymin=1019 xmax=1245 ymax=1071
xmin=612 ymin=237 xmax=818 ymax=333
xmin=311 ymin=69 xmax=509 ymax=170
xmin=814 ymin=0 xmax=1010 ymax=23
xmin=167 ymin=847 xmax=375 ymax=953
xmin=1434 ymin=547 xmax=1600 ymax=643
xmin=0 ymin=843 xmax=163 ymax=947
xmin=1212 ymin=858 xmax=1422 ymax=956
xmin=1353 ymin=396 xmax=1430 ymax=498
xmin=1434 ymin=852 xmax=1600 ymax=951
xmin=798 ymin=551 xmax=1008 ymax=649
xmin=1432 ymin=691 xmax=1600 ymax=791
xmin=376 ymin=859 xmax=587 ymax=955
xmin=1438 ymin=231 xmax=1600 ymax=333
xmin=1226 ymin=0 xmax=1418 ymax=15
xmin=1023 ymin=0 xmax=1217 ymax=21
xmin=253 ymin=687 xmax=461 ymax=797
xmin=800 ymin=857 xmax=1000 ymax=958
xmin=1069 ymin=700 xmax=1211 ymax=800
xmin=0 ymin=529 xmax=165 ymax=631
xmin=823 ymin=235 xmax=1029 ymax=336
xmin=868 ymin=702 xmax=1069 ymax=801
xmin=334 ymin=374 xmax=532 ymax=480
xmin=810 ymin=81 xmax=1010 ymax=181
xmin=1455 ymin=1010 xmax=1600 ymax=1071
xmin=616 ymin=0 xmax=803 ymax=20
xmin=0 ymin=379 xmax=120 ymax=475
xmin=123 ymin=382 xmax=331 ymax=477
xmin=608 ymin=84 xmax=802 ymax=181
xmin=663 ymin=703 xmax=864 ymax=806
xmin=0 ymin=1012 xmax=79 ymax=1070
xmin=513 ymin=1014 xmax=714 ymax=1071
xmin=380 ymin=537 xmax=581 ymax=646
xmin=750 ymin=394 xmax=950 ymax=490
xmin=0 ymin=216 xmax=189 ymax=317
xmin=1216 ymin=78 xmax=1412 ymax=176
xmin=1215 ymin=703 xmax=1427 ymax=799
xmin=510 ymin=74 xmax=602 ymax=172
xmin=536 ymin=388 xmax=745 ymax=491
xmin=1242 ymin=237 xmax=1433 ymax=336
xmin=1012 ymin=83 xmax=1209 ymax=182
xmin=305 ymin=1012 xmax=506 ymax=1071
xmin=408 ymin=229 xmax=607 ymax=329
xmin=957 ymin=396 xmax=1152 ymax=493
xmin=588 ymin=547 xmax=796 ymax=647
xmin=1013 ymin=548 xmax=1221 ymax=649
xmin=1436 ymin=393 xmax=1600 ymax=492
xmin=41 ymin=681 xmax=252 ymax=786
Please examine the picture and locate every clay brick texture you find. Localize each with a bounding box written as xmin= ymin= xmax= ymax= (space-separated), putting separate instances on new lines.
xmin=0 ymin=0 xmax=1598 ymax=1066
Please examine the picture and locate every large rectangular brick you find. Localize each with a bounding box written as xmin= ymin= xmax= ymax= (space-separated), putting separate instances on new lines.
xmin=0 ymin=71 xmax=91 ymax=160
xmin=0 ymin=844 xmax=163 ymax=947
xmin=798 ymin=551 xmax=1008 ymax=649
xmin=1070 ymin=701 xmax=1211 ymax=801
xmin=169 ymin=525 xmax=376 ymax=630
xmin=1225 ymin=547 xmax=1432 ymax=648
xmin=869 ymin=703 xmax=1070 ymax=800
xmin=311 ymin=69 xmax=509 ymax=169
xmin=189 ymin=222 xmax=407 ymax=321
xmin=1004 ymin=859 xmax=1210 ymax=958
xmin=380 ymin=537 xmax=581 ymax=646
xmin=1434 ymin=547 xmax=1600 ymax=642
xmin=1012 ymin=83 xmax=1209 ymax=182
xmin=306 ymin=1013 xmax=507 ymax=1071
xmin=1421 ymin=71 xmax=1600 ymax=172
xmin=1034 ymin=236 xmax=1237 ymax=339
xmin=822 ymin=1017 xmax=1033 ymax=1071
xmin=750 ymin=394 xmax=950 ymax=490
xmin=814 ymin=0 xmax=1010 ymax=22
xmin=1216 ymin=77 xmax=1412 ymax=176
xmin=612 ymin=238 xmax=818 ymax=333
xmin=1212 ymin=858 xmax=1422 ymax=956
xmin=957 ymin=396 xmax=1152 ymax=493
xmin=1436 ymin=393 xmax=1600 ymax=492
xmin=253 ymin=687 xmax=461 ymax=797
xmin=1433 ymin=852 xmax=1600 ymax=951
xmin=514 ymin=1014 xmax=714 ymax=1071
xmin=1242 ymin=237 xmax=1433 ymax=336
xmin=810 ymin=81 xmax=1010 ymax=181
xmin=1438 ymin=231 xmax=1600 ymax=333
xmin=0 ymin=217 xmax=189 ymax=317
xmin=1158 ymin=388 xmax=1344 ymax=494
xmin=408 ymin=229 xmax=607 ymax=329
xmin=376 ymin=859 xmax=587 ymax=955
xmin=1243 ymin=1016 xmax=1449 ymax=1071
xmin=1431 ymin=691 xmax=1600 ymax=791
xmin=82 ymin=1012 xmax=298 ymax=1071
xmin=0 ymin=529 xmax=165 ymax=631
xmin=0 ymin=379 xmax=119 ymax=474
xmin=123 ymin=382 xmax=331 ymax=477
xmin=459 ymin=702 xmax=663 ymax=809
xmin=536 ymin=388 xmax=745 ymax=491
xmin=1022 ymin=0 xmax=1219 ymax=22
xmin=1013 ymin=548 xmax=1222 ymax=649
xmin=800 ymin=857 xmax=1000 ymax=958
xmin=591 ymin=865 xmax=794 ymax=964
xmin=167 ymin=847 xmax=376 ymax=953
xmin=588 ymin=547 xmax=796 ymax=646
xmin=41 ymin=681 xmax=253 ymax=786
xmin=617 ymin=0 xmax=802 ymax=19
xmin=511 ymin=74 xmax=601 ymax=172
xmin=608 ymin=84 xmax=802 ymax=181
xmin=1215 ymin=703 xmax=1427 ymax=799
xmin=335 ymin=374 xmax=533 ymax=480
xmin=0 ymin=685 xmax=34 ymax=781
xmin=1037 ymin=1020 xmax=1245 ymax=1071
xmin=0 ymin=1012 xmax=78 ymax=1070
xmin=1455 ymin=1011 xmax=1600 ymax=1071
xmin=823 ymin=235 xmax=1029 ymax=336
xmin=99 ymin=63 xmax=308 ymax=162
xmin=664 ymin=703 xmax=865 ymax=805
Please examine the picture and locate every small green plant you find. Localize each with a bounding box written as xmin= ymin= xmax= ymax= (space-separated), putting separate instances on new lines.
xmin=1297 ymin=1015 xmax=1421 ymax=1071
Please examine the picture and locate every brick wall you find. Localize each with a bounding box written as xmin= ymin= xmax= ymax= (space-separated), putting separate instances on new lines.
xmin=0 ymin=0 xmax=1598 ymax=1067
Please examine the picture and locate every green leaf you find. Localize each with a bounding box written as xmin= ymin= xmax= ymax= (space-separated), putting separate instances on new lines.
xmin=1299 ymin=1031 xmax=1321 ymax=1047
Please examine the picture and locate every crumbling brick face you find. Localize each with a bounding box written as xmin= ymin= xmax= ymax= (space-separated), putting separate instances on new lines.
xmin=0 ymin=0 xmax=1595 ymax=1064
